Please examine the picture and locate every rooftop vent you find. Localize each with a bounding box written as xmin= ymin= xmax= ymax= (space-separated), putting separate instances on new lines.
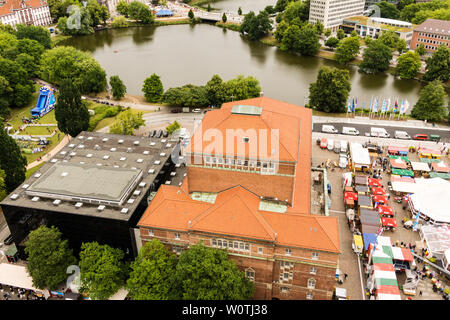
xmin=118 ymin=139 xmax=124 ymax=144
xmin=179 ymin=156 xmax=184 ymax=160
xmin=114 ymin=165 xmax=119 ymax=168
xmin=183 ymin=173 xmax=187 ymax=177
xmin=86 ymin=154 xmax=93 ymax=158
xmin=94 ymin=145 xmax=101 ymax=150
xmin=133 ymin=190 xmax=141 ymax=196
xmin=175 ymin=164 xmax=181 ymax=168
xmin=87 ymin=137 xmax=93 ymax=140
xmin=127 ymin=199 xmax=135 ymax=204
xmin=137 ymin=159 xmax=143 ymax=163
xmin=22 ymin=184 xmax=30 ymax=189
xmin=96 ymin=163 xmax=102 ymax=166
xmin=102 ymin=138 xmax=109 ymax=142
xmin=161 ymin=139 xmax=167 ymax=143
xmin=10 ymin=194 xmax=19 ymax=200
xmin=131 ymin=167 xmax=137 ymax=170
xmin=53 ymin=199 xmax=61 ymax=206
xmin=170 ymin=172 xmax=176 ymax=176
xmin=148 ymin=169 xmax=155 ymax=174
xmin=165 ymin=180 xmax=171 ymax=185
xmin=97 ymin=205 xmax=105 ymax=211
xmin=31 ymin=197 xmax=40 ymax=202
xmin=150 ymin=142 xmax=156 ymax=146
xmin=80 ymin=162 xmax=85 ymax=164
xmin=110 ymin=148 xmax=117 ymax=152
xmin=34 ymin=173 xmax=41 ymax=178
xmin=61 ymin=172 xmax=69 ymax=177
xmin=160 ymin=153 xmax=166 ymax=156
xmin=69 ymin=144 xmax=75 ymax=148
xmin=154 ymin=160 xmax=161 ymax=165
xmin=120 ymin=157 xmax=126 ymax=161
xmin=63 ymin=160 xmax=68 ymax=163
xmin=127 ymin=148 xmax=132 ymax=153
xmin=103 ymin=155 xmax=110 ymax=160
xmin=166 ymin=143 xmax=172 ymax=148
xmin=78 ymin=136 xmax=84 ymax=140
xmin=78 ymin=144 xmax=85 ymax=149
xmin=139 ymin=182 xmax=146 ymax=187
xmin=60 ymin=151 xmax=67 ymax=155
xmin=121 ymin=208 xmax=129 ymax=214
xmin=231 ymin=105 xmax=262 ymax=116
xmin=70 ymin=152 xmax=76 ymax=156
xmin=75 ymin=202 xmax=83 ymax=208
xmin=51 ymin=159 xmax=58 ymax=163
xmin=143 ymin=151 xmax=149 ymax=155
xmin=134 ymin=141 xmax=140 ymax=145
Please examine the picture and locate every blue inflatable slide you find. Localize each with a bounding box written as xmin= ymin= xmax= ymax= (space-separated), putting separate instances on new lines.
xmin=31 ymin=86 xmax=56 ymax=117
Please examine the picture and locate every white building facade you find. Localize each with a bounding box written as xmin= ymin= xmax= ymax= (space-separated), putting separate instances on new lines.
xmin=0 ymin=0 xmax=52 ymax=27
xmin=309 ymin=0 xmax=365 ymax=32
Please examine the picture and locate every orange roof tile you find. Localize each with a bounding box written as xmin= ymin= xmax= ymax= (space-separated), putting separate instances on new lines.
xmin=0 ymin=0 xmax=48 ymax=16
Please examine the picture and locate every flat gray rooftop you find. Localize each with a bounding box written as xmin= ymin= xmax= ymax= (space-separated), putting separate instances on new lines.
xmin=27 ymin=162 xmax=142 ymax=206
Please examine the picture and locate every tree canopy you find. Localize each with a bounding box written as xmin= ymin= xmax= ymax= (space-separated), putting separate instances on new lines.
xmin=376 ymin=1 xmax=401 ymax=19
xmin=359 ymin=40 xmax=393 ymax=74
xmin=396 ymin=51 xmax=421 ymax=79
xmin=240 ymin=10 xmax=272 ymax=40
xmin=143 ymin=74 xmax=164 ymax=102
xmin=170 ymin=242 xmax=254 ymax=300
xmin=128 ymin=1 xmax=154 ymax=24
xmin=325 ymin=36 xmax=339 ymax=50
xmin=15 ymin=24 xmax=51 ymax=49
xmin=335 ymin=36 xmax=360 ymax=64
xmin=109 ymin=109 xmax=145 ymax=135
xmin=79 ymin=242 xmax=127 ymax=300
xmin=309 ymin=66 xmax=351 ymax=113
xmin=126 ymin=240 xmax=178 ymax=300
xmin=25 ymin=225 xmax=77 ymax=290
xmin=411 ymin=80 xmax=448 ymax=122
xmin=205 ymin=74 xmax=228 ymax=107
xmin=423 ymin=45 xmax=450 ymax=82
xmin=110 ymin=75 xmax=127 ymax=100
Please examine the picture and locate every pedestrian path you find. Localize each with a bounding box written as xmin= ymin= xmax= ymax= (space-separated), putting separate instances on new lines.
xmin=26 ymin=135 xmax=71 ymax=170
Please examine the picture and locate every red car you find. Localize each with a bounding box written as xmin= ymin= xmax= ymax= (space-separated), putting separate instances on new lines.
xmin=320 ymin=138 xmax=328 ymax=149
xmin=413 ymin=134 xmax=429 ymax=140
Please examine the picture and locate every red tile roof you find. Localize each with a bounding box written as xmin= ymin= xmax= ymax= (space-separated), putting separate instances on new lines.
xmin=138 ymin=185 xmax=340 ymax=253
xmin=0 ymin=0 xmax=48 ymax=16
xmin=414 ymin=19 xmax=450 ymax=37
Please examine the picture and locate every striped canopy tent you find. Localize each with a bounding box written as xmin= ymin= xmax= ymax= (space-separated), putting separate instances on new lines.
xmin=429 ymin=172 xmax=450 ymax=180
xmin=431 ymin=161 xmax=450 ymax=173
xmin=391 ymin=168 xmax=414 ymax=177
xmin=420 ymin=158 xmax=441 ymax=164
xmin=387 ymin=146 xmax=408 ymax=156
xmin=390 ymin=175 xmax=415 ymax=183
xmin=373 ymin=195 xmax=388 ymax=205
xmin=389 ymin=155 xmax=410 ymax=163
xmin=382 ymin=217 xmax=397 ymax=228
xmin=390 ymin=158 xmax=408 ymax=169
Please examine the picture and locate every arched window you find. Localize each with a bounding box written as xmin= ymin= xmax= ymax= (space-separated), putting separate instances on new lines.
xmin=307 ymin=278 xmax=316 ymax=289
xmin=245 ymin=268 xmax=255 ymax=281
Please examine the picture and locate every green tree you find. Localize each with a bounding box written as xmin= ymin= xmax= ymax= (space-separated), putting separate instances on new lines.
xmin=224 ymin=75 xmax=261 ymax=101
xmin=25 ymin=225 xmax=77 ymax=290
xmin=57 ymin=7 xmax=94 ymax=35
xmin=110 ymin=75 xmax=127 ymax=100
xmin=188 ymin=9 xmax=194 ymax=20
xmin=415 ymin=43 xmax=426 ymax=57
xmin=337 ymin=28 xmax=345 ymax=40
xmin=206 ymin=74 xmax=227 ymax=107
xmin=0 ymin=76 xmax=13 ymax=117
xmin=335 ymin=36 xmax=360 ymax=64
xmin=274 ymin=20 xmax=289 ymax=42
xmin=324 ymin=28 xmax=331 ymax=38
xmin=240 ymin=11 xmax=272 ymax=40
xmin=309 ymin=66 xmax=351 ymax=113
xmin=238 ymin=7 xmax=242 ymax=15
xmin=116 ymin=0 xmax=129 ymax=17
xmin=283 ymin=0 xmax=310 ymax=24
xmin=0 ymin=169 xmax=7 ymax=201
xmin=396 ymin=51 xmax=421 ymax=79
xmin=377 ymin=1 xmax=401 ymax=19
xmin=111 ymin=16 xmax=129 ymax=28
xmin=109 ymin=109 xmax=145 ymax=135
xmin=397 ymin=0 xmax=414 ymax=11
xmin=411 ymin=80 xmax=448 ymax=122
xmin=378 ymin=30 xmax=400 ymax=50
xmin=162 ymin=85 xmax=209 ymax=108
xmin=128 ymin=1 xmax=154 ymax=24
xmin=207 ymin=4 xmax=211 ymax=12
xmin=275 ymin=0 xmax=289 ymax=12
xmin=127 ymin=240 xmax=177 ymax=300
xmin=86 ymin=0 xmax=107 ymax=26
xmin=396 ymin=38 xmax=407 ymax=54
xmin=351 ymin=30 xmax=358 ymax=37
xmin=170 ymin=242 xmax=254 ymax=300
xmin=15 ymin=53 xmax=39 ymax=78
xmin=0 ymin=121 xmax=27 ymax=192
xmin=297 ymin=23 xmax=320 ymax=56
xmin=0 ymin=30 xmax=18 ymax=56
xmin=359 ymin=40 xmax=393 ymax=74
xmin=79 ymin=242 xmax=127 ymax=300
xmin=143 ymin=74 xmax=164 ymax=102
xmin=315 ymin=20 xmax=324 ymax=35
xmin=55 ymin=79 xmax=90 ymax=137
xmin=165 ymin=120 xmax=181 ymax=135
xmin=281 ymin=24 xmax=302 ymax=52
xmin=325 ymin=36 xmax=339 ymax=50
xmin=15 ymin=24 xmax=51 ymax=49
xmin=423 ymin=45 xmax=450 ymax=82
xmin=364 ymin=36 xmax=373 ymax=46
xmin=40 ymin=46 xmax=107 ymax=94
xmin=0 ymin=56 xmax=34 ymax=108
xmin=222 ymin=13 xmax=227 ymax=23
xmin=264 ymin=5 xmax=276 ymax=14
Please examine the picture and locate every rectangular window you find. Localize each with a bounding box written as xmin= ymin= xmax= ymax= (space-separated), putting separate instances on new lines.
xmin=258 ymin=247 xmax=263 ymax=254
xmin=174 ymin=232 xmax=180 ymax=240
xmin=148 ymin=229 xmax=154 ymax=236
xmin=245 ymin=270 xmax=255 ymax=281
xmin=212 ymin=239 xmax=217 ymax=247
xmin=218 ymin=158 xmax=223 ymax=164
xmin=239 ymin=242 xmax=244 ymax=250
xmin=217 ymin=239 xmax=222 ymax=247
xmin=244 ymin=243 xmax=250 ymax=251
xmin=228 ymin=241 xmax=233 ymax=249
xmin=281 ymin=287 xmax=290 ymax=293
xmin=285 ymin=249 xmax=292 ymax=256
xmin=222 ymin=240 xmax=227 ymax=248
xmin=312 ymin=252 xmax=319 ymax=260
xmin=308 ymin=279 xmax=316 ymax=289
xmin=306 ymin=293 xmax=313 ymax=300
xmin=283 ymin=272 xmax=289 ymax=280
xmin=234 ymin=242 xmax=239 ymax=249
xmin=310 ymin=267 xmax=317 ymax=275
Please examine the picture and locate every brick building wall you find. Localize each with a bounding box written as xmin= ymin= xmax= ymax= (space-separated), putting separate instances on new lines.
xmin=410 ymin=30 xmax=450 ymax=53
xmin=139 ymin=227 xmax=338 ymax=300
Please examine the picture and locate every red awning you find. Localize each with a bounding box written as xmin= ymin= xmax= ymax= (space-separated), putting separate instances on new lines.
xmin=344 ymin=192 xmax=358 ymax=201
xmin=378 ymin=205 xmax=394 ymax=217
xmin=368 ymin=178 xmax=382 ymax=187
xmin=371 ymin=187 xmax=386 ymax=195
xmin=382 ymin=217 xmax=397 ymax=228
xmin=373 ymin=195 xmax=388 ymax=204
xmin=388 ymin=146 xmax=408 ymax=155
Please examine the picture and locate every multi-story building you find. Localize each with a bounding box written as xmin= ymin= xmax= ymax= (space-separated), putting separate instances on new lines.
xmin=309 ymin=0 xmax=365 ymax=32
xmin=0 ymin=131 xmax=183 ymax=260
xmin=137 ymin=97 xmax=341 ymax=300
xmin=364 ymin=0 xmax=399 ymax=11
xmin=341 ymin=16 xmax=414 ymax=44
xmin=409 ymin=19 xmax=450 ymax=54
xmin=0 ymin=0 xmax=52 ymax=27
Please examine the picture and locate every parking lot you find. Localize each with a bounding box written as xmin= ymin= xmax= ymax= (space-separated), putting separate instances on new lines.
xmin=311 ymin=136 xmax=449 ymax=300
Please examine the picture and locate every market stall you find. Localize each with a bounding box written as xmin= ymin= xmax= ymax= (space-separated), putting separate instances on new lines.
xmin=0 ymin=263 xmax=46 ymax=296
xmin=390 ymin=158 xmax=408 ymax=170
xmin=355 ymin=185 xmax=370 ymax=194
xmin=381 ymin=217 xmax=397 ymax=230
xmin=371 ymin=186 xmax=386 ymax=195
xmin=350 ymin=143 xmax=371 ymax=172
xmin=355 ymin=175 xmax=368 ymax=186
xmin=358 ymin=195 xmax=373 ymax=209
xmin=391 ymin=247 xmax=414 ymax=271
xmin=418 ymin=148 xmax=442 ymax=160
xmin=390 ymin=175 xmax=415 ymax=183
xmin=391 ymin=181 xmax=418 ymax=195
xmin=373 ymin=195 xmax=388 ymax=205
xmin=388 ymin=146 xmax=408 ymax=156
xmin=389 ymin=155 xmax=410 ymax=163
xmin=391 ymin=168 xmax=414 ymax=177
xmin=362 ymin=223 xmax=380 ymax=234
xmin=429 ymin=172 xmax=450 ymax=180
xmin=368 ymin=178 xmax=382 ymax=187
xmin=378 ymin=205 xmax=394 ymax=217
xmin=419 ymin=224 xmax=450 ymax=260
xmin=360 ymin=209 xmax=381 ymax=226
xmin=353 ymin=234 xmax=363 ymax=254
xmin=363 ymin=233 xmax=378 ymax=251
xmin=431 ymin=161 xmax=450 ymax=173
xmin=344 ymin=192 xmax=358 ymax=209
xmin=420 ymin=158 xmax=441 ymax=164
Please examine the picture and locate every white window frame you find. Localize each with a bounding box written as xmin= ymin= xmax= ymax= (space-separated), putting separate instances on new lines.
xmin=285 ymin=248 xmax=292 ymax=256
xmin=245 ymin=268 xmax=255 ymax=281
xmin=310 ymin=267 xmax=317 ymax=275
xmin=174 ymin=232 xmax=180 ymax=240
xmin=307 ymin=278 xmax=316 ymax=289
xmin=312 ymin=252 xmax=319 ymax=260
xmin=212 ymin=239 xmax=217 ymax=247
xmin=148 ymin=229 xmax=154 ymax=236
xmin=306 ymin=292 xmax=314 ymax=300
xmin=258 ymin=247 xmax=263 ymax=254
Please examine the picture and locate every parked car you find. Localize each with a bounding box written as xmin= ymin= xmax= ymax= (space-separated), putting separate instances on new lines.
xmin=342 ymin=127 xmax=359 ymax=135
xmin=370 ymin=127 xmax=390 ymax=138
xmin=192 ymin=108 xmax=201 ymax=113
xmin=155 ymin=129 xmax=163 ymax=138
xmin=171 ymin=108 xmax=182 ymax=113
xmin=162 ymin=131 xmax=169 ymax=138
xmin=3 ymin=234 xmax=13 ymax=245
xmin=340 ymin=140 xmax=348 ymax=153
xmin=413 ymin=134 xmax=429 ymax=141
xmin=322 ymin=125 xmax=338 ymax=134
xmin=320 ymin=138 xmax=328 ymax=149
xmin=339 ymin=153 xmax=348 ymax=169
xmin=327 ymin=139 xmax=334 ymax=151
xmin=149 ymin=129 xmax=156 ymax=137
xmin=429 ymin=134 xmax=441 ymax=142
xmin=394 ymin=130 xmax=411 ymax=140
xmin=334 ymin=141 xmax=341 ymax=153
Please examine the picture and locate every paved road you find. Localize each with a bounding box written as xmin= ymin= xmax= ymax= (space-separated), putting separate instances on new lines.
xmin=313 ymin=122 xmax=450 ymax=142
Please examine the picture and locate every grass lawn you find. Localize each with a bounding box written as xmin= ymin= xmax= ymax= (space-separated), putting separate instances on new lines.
xmin=93 ymin=108 xmax=152 ymax=131
xmin=25 ymin=162 xmax=45 ymax=179
xmin=312 ymin=110 xmax=348 ymax=117
xmin=15 ymin=125 xmax=57 ymax=136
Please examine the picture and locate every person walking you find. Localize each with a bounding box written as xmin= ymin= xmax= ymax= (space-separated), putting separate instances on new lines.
xmin=344 ymin=273 xmax=348 ymax=281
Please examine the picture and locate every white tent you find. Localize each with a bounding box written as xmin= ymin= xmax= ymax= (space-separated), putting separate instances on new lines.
xmin=410 ymin=161 xmax=430 ymax=172
xmin=350 ymin=143 xmax=371 ymax=169
xmin=409 ymin=178 xmax=450 ymax=224
xmin=391 ymin=181 xmax=417 ymax=194
xmin=420 ymin=224 xmax=450 ymax=259
xmin=0 ymin=263 xmax=43 ymax=293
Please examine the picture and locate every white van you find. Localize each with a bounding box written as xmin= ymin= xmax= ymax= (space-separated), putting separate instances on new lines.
xmin=370 ymin=127 xmax=390 ymax=138
xmin=340 ymin=140 xmax=348 ymax=153
xmin=394 ymin=130 xmax=411 ymax=140
xmin=342 ymin=127 xmax=359 ymax=135
xmin=322 ymin=125 xmax=338 ymax=134
xmin=327 ymin=139 xmax=334 ymax=151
